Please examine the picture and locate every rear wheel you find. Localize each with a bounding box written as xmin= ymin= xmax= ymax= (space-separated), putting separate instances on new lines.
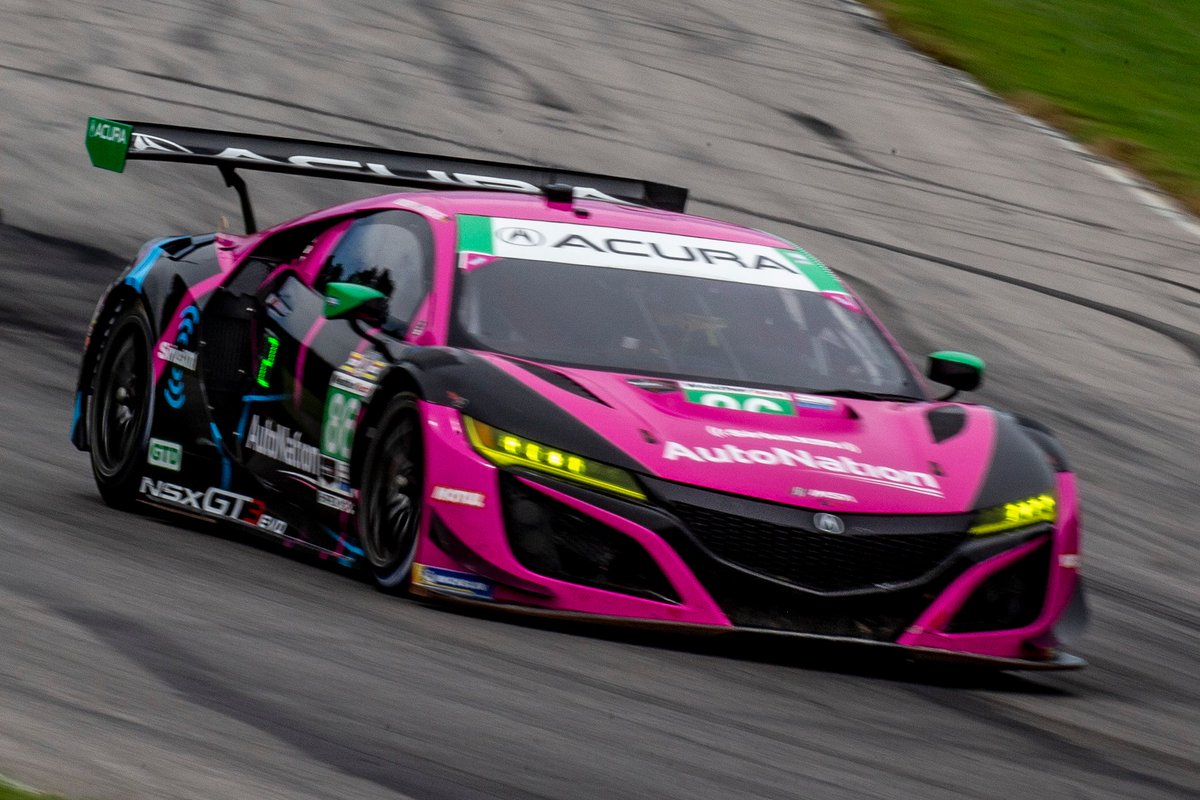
xmin=359 ymin=392 xmax=424 ymax=590
xmin=89 ymin=303 xmax=154 ymax=508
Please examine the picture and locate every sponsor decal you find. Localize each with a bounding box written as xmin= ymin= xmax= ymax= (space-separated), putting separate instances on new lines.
xmin=85 ymin=117 xmax=133 ymax=172
xmin=791 ymin=487 xmax=857 ymax=503
xmin=496 ymin=227 xmax=546 ymax=246
xmin=87 ymin=118 xmax=128 ymax=145
xmin=662 ymin=441 xmax=942 ymax=496
xmin=319 ymin=455 xmax=354 ymax=498
xmin=318 ymin=351 xmax=383 ymax=496
xmin=430 ymin=486 xmax=486 ymax=508
xmin=681 ymin=382 xmax=795 ymax=416
xmin=317 ymin=490 xmax=356 ymax=514
xmin=147 ymin=438 xmax=182 ymax=471
xmin=705 ymin=425 xmax=860 ymax=453
xmin=413 ymin=564 xmax=494 ymax=600
xmin=157 ymin=341 xmax=198 ymax=371
xmin=343 ymin=350 xmax=388 ymax=381
xmin=246 ymin=415 xmax=320 ymax=476
xmin=131 ymin=132 xmax=193 ymax=155
xmin=163 ymin=305 xmax=200 ymax=410
xmin=461 ymin=253 xmax=498 ymax=270
xmin=458 ymin=216 xmax=837 ymax=291
xmin=139 ymin=478 xmax=287 ymax=534
xmin=330 ymin=371 xmax=376 ymax=398
xmin=812 ymin=513 xmax=846 ymax=534
xmin=792 ymin=393 xmax=838 ymax=411
xmin=128 ymin=141 xmax=623 ymax=203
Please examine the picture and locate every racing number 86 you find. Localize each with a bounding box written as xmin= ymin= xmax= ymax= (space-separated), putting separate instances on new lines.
xmin=323 ymin=391 xmax=361 ymax=461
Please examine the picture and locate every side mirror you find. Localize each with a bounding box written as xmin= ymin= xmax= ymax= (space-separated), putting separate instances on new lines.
xmin=323 ymin=282 xmax=387 ymax=323
xmin=927 ymin=351 xmax=984 ymax=399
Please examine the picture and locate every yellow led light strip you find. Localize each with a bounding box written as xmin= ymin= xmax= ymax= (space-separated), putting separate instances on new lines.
xmin=968 ymin=493 xmax=1057 ymax=536
xmin=464 ymin=417 xmax=647 ymax=501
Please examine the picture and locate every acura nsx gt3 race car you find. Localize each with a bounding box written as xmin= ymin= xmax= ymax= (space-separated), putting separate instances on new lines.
xmin=73 ymin=118 xmax=1086 ymax=669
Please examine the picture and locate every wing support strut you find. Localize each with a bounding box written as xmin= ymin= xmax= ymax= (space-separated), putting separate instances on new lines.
xmin=218 ymin=165 xmax=257 ymax=234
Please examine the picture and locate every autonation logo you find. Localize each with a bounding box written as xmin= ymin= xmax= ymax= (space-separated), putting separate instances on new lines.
xmin=662 ymin=441 xmax=942 ymax=496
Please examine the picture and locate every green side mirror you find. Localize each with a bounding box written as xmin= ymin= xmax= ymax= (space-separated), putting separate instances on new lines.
xmin=323 ymin=282 xmax=387 ymax=322
xmin=927 ymin=350 xmax=985 ymax=396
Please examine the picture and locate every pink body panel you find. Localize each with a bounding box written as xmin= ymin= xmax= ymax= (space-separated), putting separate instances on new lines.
xmin=473 ymin=355 xmax=994 ymax=515
xmin=415 ymin=403 xmax=730 ymax=625
xmin=897 ymin=472 xmax=1081 ymax=658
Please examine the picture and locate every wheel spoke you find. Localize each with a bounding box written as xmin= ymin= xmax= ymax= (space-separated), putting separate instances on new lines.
xmin=95 ymin=324 xmax=147 ymax=475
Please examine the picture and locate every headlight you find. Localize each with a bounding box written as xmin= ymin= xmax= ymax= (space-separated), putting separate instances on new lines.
xmin=464 ymin=417 xmax=647 ymax=502
xmin=968 ymin=493 xmax=1057 ymax=536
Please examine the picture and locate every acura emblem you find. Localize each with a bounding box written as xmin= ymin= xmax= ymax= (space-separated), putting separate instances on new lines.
xmin=496 ymin=227 xmax=545 ymax=246
xmin=813 ymin=513 xmax=846 ymax=534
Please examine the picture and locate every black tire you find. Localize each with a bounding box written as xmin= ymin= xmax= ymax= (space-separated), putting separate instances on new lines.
xmin=358 ymin=392 xmax=425 ymax=591
xmin=88 ymin=303 xmax=154 ymax=509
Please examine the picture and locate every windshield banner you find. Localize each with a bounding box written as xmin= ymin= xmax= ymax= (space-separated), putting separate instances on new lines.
xmin=457 ymin=216 xmax=842 ymax=292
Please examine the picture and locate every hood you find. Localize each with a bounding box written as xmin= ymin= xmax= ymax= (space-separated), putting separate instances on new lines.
xmin=480 ymin=356 xmax=1002 ymax=515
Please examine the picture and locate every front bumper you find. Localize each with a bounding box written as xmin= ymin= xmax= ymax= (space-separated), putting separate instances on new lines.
xmin=415 ymin=404 xmax=1085 ymax=669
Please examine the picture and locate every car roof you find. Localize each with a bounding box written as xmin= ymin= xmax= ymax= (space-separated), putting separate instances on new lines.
xmin=306 ymin=190 xmax=797 ymax=250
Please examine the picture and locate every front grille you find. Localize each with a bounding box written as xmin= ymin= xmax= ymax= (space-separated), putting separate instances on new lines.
xmin=672 ymin=502 xmax=964 ymax=595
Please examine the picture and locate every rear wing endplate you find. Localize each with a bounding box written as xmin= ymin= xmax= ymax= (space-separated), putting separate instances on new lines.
xmin=84 ymin=118 xmax=688 ymax=233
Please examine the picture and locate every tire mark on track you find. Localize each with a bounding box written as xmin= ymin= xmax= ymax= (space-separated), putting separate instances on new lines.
xmin=0 ymin=63 xmax=527 ymax=160
xmin=57 ymin=607 xmax=556 ymax=800
xmin=411 ymin=0 xmax=575 ymax=113
xmin=391 ymin=608 xmax=1098 ymax=795
xmin=772 ymin=114 xmax=1115 ymax=230
xmin=701 ymin=198 xmax=1200 ymax=365
xmin=901 ymin=684 xmax=1200 ymax=797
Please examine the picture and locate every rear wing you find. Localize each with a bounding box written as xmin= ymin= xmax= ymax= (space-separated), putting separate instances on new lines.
xmin=84 ymin=117 xmax=688 ymax=233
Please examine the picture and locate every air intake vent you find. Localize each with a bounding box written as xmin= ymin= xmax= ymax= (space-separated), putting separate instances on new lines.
xmin=506 ymin=359 xmax=610 ymax=406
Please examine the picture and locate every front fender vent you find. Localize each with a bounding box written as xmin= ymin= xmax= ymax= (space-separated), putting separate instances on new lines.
xmin=504 ymin=358 xmax=610 ymax=406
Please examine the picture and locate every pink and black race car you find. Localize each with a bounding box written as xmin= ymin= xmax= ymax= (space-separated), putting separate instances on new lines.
xmin=73 ymin=119 xmax=1086 ymax=669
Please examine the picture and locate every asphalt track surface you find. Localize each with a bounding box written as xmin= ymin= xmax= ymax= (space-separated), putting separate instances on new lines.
xmin=1 ymin=1 xmax=1198 ymax=798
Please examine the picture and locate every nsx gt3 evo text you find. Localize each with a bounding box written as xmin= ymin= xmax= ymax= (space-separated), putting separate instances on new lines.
xmin=72 ymin=118 xmax=1086 ymax=669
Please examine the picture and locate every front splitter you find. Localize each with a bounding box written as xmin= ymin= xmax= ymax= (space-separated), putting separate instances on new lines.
xmin=410 ymin=585 xmax=1086 ymax=671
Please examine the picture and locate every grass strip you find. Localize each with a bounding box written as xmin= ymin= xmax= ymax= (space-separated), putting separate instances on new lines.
xmin=862 ymin=0 xmax=1200 ymax=214
xmin=0 ymin=778 xmax=64 ymax=800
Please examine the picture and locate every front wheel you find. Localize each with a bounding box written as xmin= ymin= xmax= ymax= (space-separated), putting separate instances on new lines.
xmin=89 ymin=303 xmax=154 ymax=508
xmin=358 ymin=392 xmax=425 ymax=591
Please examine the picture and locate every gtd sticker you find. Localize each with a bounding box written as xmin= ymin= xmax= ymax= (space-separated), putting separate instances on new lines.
xmin=679 ymin=381 xmax=795 ymax=416
xmin=147 ymin=438 xmax=182 ymax=471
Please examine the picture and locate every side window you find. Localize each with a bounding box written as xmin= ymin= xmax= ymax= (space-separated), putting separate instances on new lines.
xmin=315 ymin=210 xmax=433 ymax=334
xmin=227 ymin=218 xmax=337 ymax=296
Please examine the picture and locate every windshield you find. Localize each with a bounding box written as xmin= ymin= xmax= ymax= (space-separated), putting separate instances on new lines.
xmin=450 ymin=257 xmax=921 ymax=397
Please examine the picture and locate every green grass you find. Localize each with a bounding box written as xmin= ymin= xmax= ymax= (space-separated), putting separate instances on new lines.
xmin=0 ymin=784 xmax=63 ymax=800
xmin=863 ymin=0 xmax=1200 ymax=214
